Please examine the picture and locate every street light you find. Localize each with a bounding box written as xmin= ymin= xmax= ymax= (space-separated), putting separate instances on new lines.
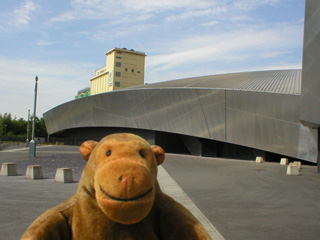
xmin=26 ymin=109 xmax=30 ymax=147
xmin=29 ymin=76 xmax=38 ymax=157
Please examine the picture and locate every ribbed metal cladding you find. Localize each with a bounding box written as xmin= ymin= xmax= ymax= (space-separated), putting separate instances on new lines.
xmin=136 ymin=69 xmax=301 ymax=95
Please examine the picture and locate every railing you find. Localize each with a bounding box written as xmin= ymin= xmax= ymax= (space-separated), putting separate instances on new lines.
xmin=0 ymin=136 xmax=64 ymax=145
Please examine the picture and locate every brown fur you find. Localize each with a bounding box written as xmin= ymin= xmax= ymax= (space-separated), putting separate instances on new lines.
xmin=21 ymin=133 xmax=211 ymax=240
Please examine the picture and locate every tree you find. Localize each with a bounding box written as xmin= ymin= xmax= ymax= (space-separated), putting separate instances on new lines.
xmin=34 ymin=117 xmax=47 ymax=137
xmin=12 ymin=118 xmax=27 ymax=136
xmin=0 ymin=113 xmax=13 ymax=136
xmin=0 ymin=113 xmax=48 ymax=137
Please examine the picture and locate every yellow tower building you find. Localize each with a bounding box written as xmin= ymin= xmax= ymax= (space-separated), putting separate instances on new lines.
xmin=90 ymin=48 xmax=146 ymax=95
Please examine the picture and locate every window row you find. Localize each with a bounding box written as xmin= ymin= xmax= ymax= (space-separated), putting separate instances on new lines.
xmin=115 ymin=62 xmax=140 ymax=74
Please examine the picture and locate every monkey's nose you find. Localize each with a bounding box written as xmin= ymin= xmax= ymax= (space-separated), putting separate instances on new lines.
xmin=119 ymin=175 xmax=134 ymax=182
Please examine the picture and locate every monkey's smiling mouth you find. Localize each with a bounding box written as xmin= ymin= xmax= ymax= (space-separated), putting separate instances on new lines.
xmin=100 ymin=185 xmax=153 ymax=202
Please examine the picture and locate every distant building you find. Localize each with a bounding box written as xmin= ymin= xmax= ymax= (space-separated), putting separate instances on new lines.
xmin=90 ymin=47 xmax=146 ymax=95
xmin=75 ymin=87 xmax=90 ymax=99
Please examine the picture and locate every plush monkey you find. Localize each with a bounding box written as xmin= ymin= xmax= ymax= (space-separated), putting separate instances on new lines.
xmin=21 ymin=133 xmax=211 ymax=240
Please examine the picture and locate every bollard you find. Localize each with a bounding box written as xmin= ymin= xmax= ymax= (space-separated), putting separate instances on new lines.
xmin=293 ymin=161 xmax=302 ymax=169
xmin=255 ymin=156 xmax=264 ymax=163
xmin=26 ymin=165 xmax=43 ymax=179
xmin=286 ymin=165 xmax=299 ymax=176
xmin=280 ymin=158 xmax=289 ymax=165
xmin=0 ymin=162 xmax=17 ymax=176
xmin=55 ymin=168 xmax=73 ymax=183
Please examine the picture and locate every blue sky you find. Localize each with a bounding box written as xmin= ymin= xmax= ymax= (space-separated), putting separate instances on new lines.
xmin=0 ymin=0 xmax=305 ymax=120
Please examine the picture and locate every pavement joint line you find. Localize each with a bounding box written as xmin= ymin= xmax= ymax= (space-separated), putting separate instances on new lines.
xmin=158 ymin=165 xmax=225 ymax=240
xmin=1 ymin=145 xmax=54 ymax=153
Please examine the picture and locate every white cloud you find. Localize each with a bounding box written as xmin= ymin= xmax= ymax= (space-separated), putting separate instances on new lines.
xmin=36 ymin=40 xmax=53 ymax=46
xmin=229 ymin=14 xmax=253 ymax=22
xmin=233 ymin=0 xmax=281 ymax=10
xmin=200 ymin=21 xmax=219 ymax=27
xmin=50 ymin=0 xmax=281 ymax=24
xmin=0 ymin=56 xmax=94 ymax=119
xmin=120 ymin=0 xmax=214 ymax=11
xmin=164 ymin=7 xmax=227 ymax=22
xmin=50 ymin=10 xmax=77 ymax=22
xmin=12 ymin=0 xmax=38 ymax=27
xmin=92 ymin=22 xmax=155 ymax=42
xmin=146 ymin=22 xmax=303 ymax=80
xmin=0 ymin=0 xmax=38 ymax=31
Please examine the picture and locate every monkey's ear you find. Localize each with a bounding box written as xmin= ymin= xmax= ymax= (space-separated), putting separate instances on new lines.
xmin=151 ymin=145 xmax=165 ymax=165
xmin=80 ymin=140 xmax=98 ymax=161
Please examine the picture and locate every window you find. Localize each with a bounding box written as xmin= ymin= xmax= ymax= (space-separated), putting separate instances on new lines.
xmin=116 ymin=51 xmax=122 ymax=54
xmin=115 ymin=72 xmax=121 ymax=77
xmin=116 ymin=56 xmax=122 ymax=59
xmin=115 ymin=81 xmax=120 ymax=87
xmin=131 ymin=69 xmax=134 ymax=73
xmin=138 ymin=71 xmax=140 ymax=74
xmin=116 ymin=62 xmax=121 ymax=67
xmin=125 ymin=68 xmax=128 ymax=72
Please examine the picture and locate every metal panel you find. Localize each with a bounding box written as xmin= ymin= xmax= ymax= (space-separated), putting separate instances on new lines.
xmin=191 ymin=70 xmax=301 ymax=94
xmin=196 ymin=89 xmax=226 ymax=141
xmin=300 ymin=0 xmax=320 ymax=127
xmin=44 ymin=84 xmax=318 ymax=162
xmin=133 ymin=70 xmax=301 ymax=94
xmin=131 ymin=89 xmax=211 ymax=138
xmin=226 ymin=108 xmax=256 ymax=148
xmin=297 ymin=124 xmax=318 ymax=160
xmin=225 ymin=90 xmax=318 ymax=162
xmin=225 ymin=101 xmax=318 ymax=162
xmin=254 ymin=115 xmax=300 ymax=157
xmin=226 ymin=91 xmax=300 ymax=123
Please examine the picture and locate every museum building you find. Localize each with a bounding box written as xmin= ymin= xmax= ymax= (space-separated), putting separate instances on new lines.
xmin=43 ymin=0 xmax=320 ymax=168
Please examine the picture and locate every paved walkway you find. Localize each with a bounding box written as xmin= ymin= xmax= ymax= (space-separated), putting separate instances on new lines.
xmin=1 ymin=145 xmax=320 ymax=240
xmin=158 ymin=166 xmax=224 ymax=239
xmin=0 ymin=145 xmax=222 ymax=239
xmin=162 ymin=154 xmax=320 ymax=240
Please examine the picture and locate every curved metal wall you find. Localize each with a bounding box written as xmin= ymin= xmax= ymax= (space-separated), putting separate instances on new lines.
xmin=300 ymin=0 xmax=320 ymax=128
xmin=44 ymin=88 xmax=226 ymax=140
xmin=44 ymin=87 xmax=318 ymax=163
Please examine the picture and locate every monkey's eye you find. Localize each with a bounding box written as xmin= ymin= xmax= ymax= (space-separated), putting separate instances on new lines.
xmin=106 ymin=149 xmax=112 ymax=156
xmin=140 ymin=150 xmax=145 ymax=158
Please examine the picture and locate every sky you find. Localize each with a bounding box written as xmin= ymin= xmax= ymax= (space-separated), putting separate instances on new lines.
xmin=0 ymin=0 xmax=305 ymax=120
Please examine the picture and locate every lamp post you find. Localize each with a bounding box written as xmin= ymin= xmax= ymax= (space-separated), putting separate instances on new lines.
xmin=26 ymin=109 xmax=30 ymax=147
xmin=29 ymin=76 xmax=38 ymax=157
